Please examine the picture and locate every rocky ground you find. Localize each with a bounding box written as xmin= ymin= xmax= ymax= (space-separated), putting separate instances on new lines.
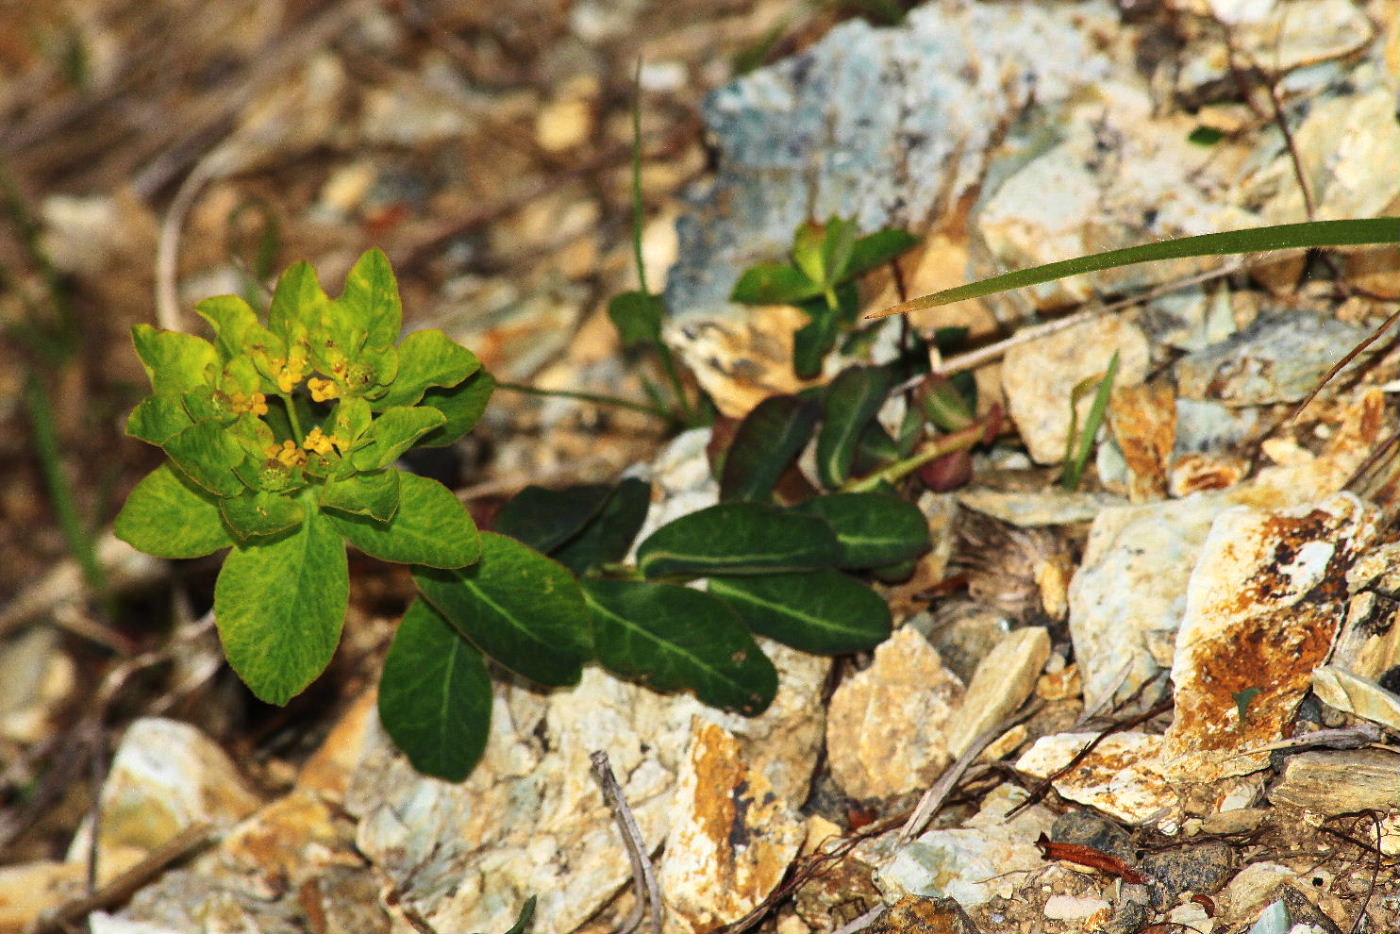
xmin=0 ymin=1 xmax=1397 ymax=932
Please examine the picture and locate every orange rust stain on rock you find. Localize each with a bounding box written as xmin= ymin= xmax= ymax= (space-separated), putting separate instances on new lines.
xmin=690 ymin=722 xmax=744 ymax=881
xmin=1109 ymin=381 xmax=1176 ymax=502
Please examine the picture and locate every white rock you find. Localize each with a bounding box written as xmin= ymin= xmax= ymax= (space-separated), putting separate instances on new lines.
xmin=1015 ymin=732 xmax=1178 ymax=824
xmin=876 ymin=784 xmax=1056 ymax=907
xmin=825 ymin=628 xmax=964 ymax=798
xmin=944 ymin=627 xmax=1049 ymax=758
xmin=1001 ymin=315 xmax=1150 ymax=465
xmin=348 ymin=639 xmax=827 ymax=934
xmin=955 ymin=488 xmax=1126 ymax=526
xmin=66 ymin=718 xmax=261 ymax=863
xmin=1069 ymin=492 xmax=1234 ymax=710
xmin=1310 ymin=666 xmax=1400 ymax=733
xmin=1043 ymin=893 xmax=1112 ymax=921
xmin=659 ymin=719 xmax=805 ymax=932
xmin=1162 ymin=493 xmax=1383 ymax=781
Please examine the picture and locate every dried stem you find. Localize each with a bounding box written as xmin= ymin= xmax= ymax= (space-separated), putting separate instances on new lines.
xmin=590 ymin=750 xmax=663 ymax=934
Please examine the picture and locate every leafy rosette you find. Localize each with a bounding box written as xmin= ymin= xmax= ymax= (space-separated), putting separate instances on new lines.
xmin=115 ymin=248 xmax=493 ymax=704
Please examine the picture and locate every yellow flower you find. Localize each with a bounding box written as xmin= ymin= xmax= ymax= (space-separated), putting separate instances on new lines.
xmin=267 ymin=440 xmax=306 ymax=468
xmin=229 ymin=392 xmax=269 ymax=416
xmin=307 ymin=377 xmax=340 ymax=402
xmin=302 ymin=427 xmax=335 ymax=456
xmin=275 ymin=355 xmax=308 ymax=394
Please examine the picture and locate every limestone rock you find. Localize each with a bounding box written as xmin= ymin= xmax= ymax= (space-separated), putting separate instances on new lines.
xmin=347 ymin=636 xmax=827 ymax=934
xmin=876 ymin=784 xmax=1057 ymax=907
xmin=66 ymin=718 xmax=262 ymax=864
xmin=826 ymin=628 xmax=964 ymax=799
xmin=1015 ymin=732 xmax=1178 ymax=824
xmin=1173 ymin=311 xmax=1374 ymax=407
xmin=1001 ymin=315 xmax=1150 ymax=465
xmin=944 ymin=627 xmax=1050 ymax=758
xmin=1267 ymin=749 xmax=1400 ymax=814
xmin=1068 ymin=493 xmax=1233 ymax=710
xmin=1162 ymin=493 xmax=1383 ymax=781
xmin=659 ymin=719 xmax=805 ymax=932
xmin=1310 ymin=666 xmax=1400 ymax=733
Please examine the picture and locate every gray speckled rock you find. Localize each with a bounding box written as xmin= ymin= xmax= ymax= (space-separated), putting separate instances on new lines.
xmin=664 ymin=0 xmax=1123 ymax=314
xmin=1174 ymin=310 xmax=1373 ymax=406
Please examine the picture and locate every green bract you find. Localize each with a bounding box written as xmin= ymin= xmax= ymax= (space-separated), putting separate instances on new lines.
xmin=116 ymin=249 xmax=487 ymax=705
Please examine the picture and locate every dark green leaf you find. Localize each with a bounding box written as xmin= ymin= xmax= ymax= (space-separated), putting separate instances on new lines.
xmin=493 ymin=483 xmax=613 ymax=553
xmin=379 ymin=598 xmax=492 ymax=782
xmin=730 ymin=263 xmax=822 ymax=305
xmin=328 ymin=471 xmax=479 ymax=568
xmin=551 ymin=478 xmax=651 ymax=574
xmin=418 ymin=369 xmax=495 ymax=447
xmin=636 ymin=502 xmax=841 ymax=579
xmin=414 ymin=532 xmax=590 ymax=687
xmin=214 ymin=506 xmax=348 ymax=705
xmin=831 ymin=280 xmax=861 ymax=325
xmin=220 ymin=490 xmax=306 ymax=541
xmin=869 ymin=557 xmax=918 ymax=583
xmin=719 ymin=395 xmax=819 ymax=503
xmin=817 ymin=365 xmax=893 ymax=488
xmin=607 ymin=290 xmax=665 ymax=349
xmin=114 ymin=464 xmax=234 ymax=558
xmin=852 ymin=421 xmax=899 ymax=476
xmin=1188 ymin=126 xmax=1225 ymax=146
xmin=583 ymin=579 xmax=776 ymax=715
xmin=845 ymin=228 xmax=919 ymax=278
xmin=918 ymin=375 xmax=976 ymax=431
xmin=319 ymin=468 xmax=400 ymax=522
xmin=793 ymin=309 xmax=839 ymax=379
xmin=709 ymin=570 xmax=891 ymax=654
xmin=794 ymin=493 xmax=929 ymax=568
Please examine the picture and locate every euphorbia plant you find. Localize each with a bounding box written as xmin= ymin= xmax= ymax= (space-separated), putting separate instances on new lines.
xmin=114 ymin=246 xmax=946 ymax=784
xmin=115 ymin=249 xmax=492 ymax=706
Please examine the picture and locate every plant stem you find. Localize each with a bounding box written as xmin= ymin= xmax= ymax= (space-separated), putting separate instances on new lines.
xmin=842 ymin=419 xmax=990 ymax=492
xmin=279 ymin=392 xmax=304 ymax=441
xmin=26 ymin=374 xmax=107 ymax=595
xmin=595 ymin=562 xmax=643 ymax=580
xmin=495 ymin=381 xmax=671 ymax=420
xmin=657 ymin=350 xmax=695 ymax=425
xmin=629 ymin=60 xmax=649 ymax=299
xmin=627 ymin=61 xmax=694 ymax=426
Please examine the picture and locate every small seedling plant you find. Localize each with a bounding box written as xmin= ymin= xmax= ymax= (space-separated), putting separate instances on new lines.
xmin=731 ymin=216 xmax=919 ymax=377
xmin=117 ymin=244 xmax=1004 ymax=782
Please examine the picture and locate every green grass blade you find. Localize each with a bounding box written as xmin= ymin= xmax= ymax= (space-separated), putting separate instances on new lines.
xmin=1061 ymin=351 xmax=1120 ymax=491
xmin=871 ymin=218 xmax=1400 ymax=318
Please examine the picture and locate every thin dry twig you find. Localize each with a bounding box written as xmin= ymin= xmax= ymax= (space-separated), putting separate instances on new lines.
xmin=1006 ymin=695 xmax=1174 ymax=820
xmin=829 ymin=903 xmax=885 ymax=934
xmin=32 ymin=822 xmax=213 ymax=934
xmin=898 ymin=698 xmax=1044 ymax=846
xmin=1288 ymin=308 xmax=1399 ymax=422
xmin=590 ymin=750 xmax=663 ymax=934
